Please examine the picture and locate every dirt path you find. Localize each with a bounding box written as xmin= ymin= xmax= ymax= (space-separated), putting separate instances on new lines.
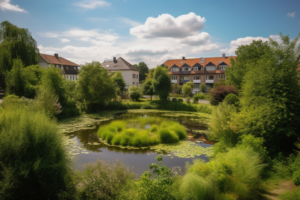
xmin=262 ymin=180 xmax=298 ymax=200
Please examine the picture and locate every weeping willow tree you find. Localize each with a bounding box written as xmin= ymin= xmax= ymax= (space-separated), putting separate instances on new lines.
xmin=0 ymin=21 xmax=39 ymax=89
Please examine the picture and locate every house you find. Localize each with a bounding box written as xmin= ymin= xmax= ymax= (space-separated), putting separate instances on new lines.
xmin=163 ymin=54 xmax=236 ymax=92
xmin=39 ymin=53 xmax=80 ymax=81
xmin=102 ymin=57 xmax=139 ymax=89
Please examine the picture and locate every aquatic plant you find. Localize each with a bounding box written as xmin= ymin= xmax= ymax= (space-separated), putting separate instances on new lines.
xmin=98 ymin=117 xmax=187 ymax=147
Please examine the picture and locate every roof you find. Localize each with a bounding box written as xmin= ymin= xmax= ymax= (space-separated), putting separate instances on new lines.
xmin=102 ymin=57 xmax=139 ymax=71
xmin=40 ymin=54 xmax=79 ymax=67
xmin=163 ymin=56 xmax=236 ymax=69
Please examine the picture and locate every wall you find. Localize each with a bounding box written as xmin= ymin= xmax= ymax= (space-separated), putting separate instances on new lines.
xmin=38 ymin=55 xmax=49 ymax=69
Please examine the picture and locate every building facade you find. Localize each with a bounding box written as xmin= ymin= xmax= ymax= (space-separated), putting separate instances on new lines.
xmin=102 ymin=57 xmax=139 ymax=89
xmin=39 ymin=53 xmax=80 ymax=81
xmin=163 ymin=54 xmax=236 ymax=92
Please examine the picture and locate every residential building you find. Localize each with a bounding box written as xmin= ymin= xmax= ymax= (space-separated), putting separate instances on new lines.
xmin=163 ymin=54 xmax=236 ymax=93
xmin=39 ymin=53 xmax=80 ymax=81
xmin=102 ymin=57 xmax=139 ymax=89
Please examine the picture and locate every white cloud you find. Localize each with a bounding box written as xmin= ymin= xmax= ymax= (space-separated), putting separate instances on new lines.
xmin=62 ymin=28 xmax=118 ymax=42
xmin=192 ymin=43 xmax=219 ymax=53
xmin=40 ymin=32 xmax=59 ymax=38
xmin=220 ymin=35 xmax=280 ymax=55
xmin=287 ymin=12 xmax=295 ymax=18
xmin=125 ymin=47 xmax=169 ymax=56
xmin=61 ymin=38 xmax=70 ymax=43
xmin=118 ymin=17 xmax=141 ymax=27
xmin=180 ymin=32 xmax=210 ymax=46
xmin=74 ymin=0 xmax=110 ymax=9
xmin=130 ymin=12 xmax=205 ymax=39
xmin=0 ymin=0 xmax=27 ymax=12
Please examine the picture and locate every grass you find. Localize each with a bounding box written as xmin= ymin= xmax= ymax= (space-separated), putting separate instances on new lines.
xmin=98 ymin=117 xmax=187 ymax=147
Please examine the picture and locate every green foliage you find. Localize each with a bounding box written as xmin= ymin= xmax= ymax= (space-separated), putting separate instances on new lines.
xmin=177 ymin=98 xmax=183 ymax=103
xmin=112 ymin=71 xmax=126 ymax=94
xmin=75 ymin=160 xmax=134 ymax=200
xmin=200 ymin=83 xmax=206 ymax=93
xmin=77 ymin=61 xmax=116 ymax=106
xmin=0 ymin=21 xmax=39 ymax=88
xmin=0 ymin=103 xmax=72 ymax=200
xmin=129 ymin=85 xmax=141 ymax=101
xmin=185 ymin=147 xmax=265 ymax=200
xmin=193 ymin=93 xmax=206 ymax=103
xmin=42 ymin=66 xmax=79 ymax=118
xmin=213 ymin=78 xmax=226 ymax=88
xmin=98 ymin=117 xmax=187 ymax=147
xmin=134 ymin=62 xmax=149 ymax=82
xmin=142 ymin=79 xmax=157 ymax=100
xmin=223 ymin=93 xmax=239 ymax=106
xmin=182 ymin=81 xmax=194 ymax=95
xmin=154 ymin=66 xmax=172 ymax=101
xmin=172 ymin=83 xmax=182 ymax=94
xmin=172 ymin=97 xmax=177 ymax=102
xmin=209 ymin=85 xmax=237 ymax=105
xmin=292 ymin=169 xmax=300 ymax=186
xmin=234 ymin=33 xmax=300 ymax=155
xmin=186 ymin=97 xmax=191 ymax=104
xmin=279 ymin=187 xmax=300 ymax=200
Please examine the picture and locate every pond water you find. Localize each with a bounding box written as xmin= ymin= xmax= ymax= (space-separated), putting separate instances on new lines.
xmin=62 ymin=110 xmax=213 ymax=177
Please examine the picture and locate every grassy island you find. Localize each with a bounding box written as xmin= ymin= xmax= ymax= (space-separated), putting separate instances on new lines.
xmin=98 ymin=117 xmax=187 ymax=147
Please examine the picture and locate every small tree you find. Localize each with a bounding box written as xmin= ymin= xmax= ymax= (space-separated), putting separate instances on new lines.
xmin=213 ymin=79 xmax=226 ymax=88
xmin=200 ymin=83 xmax=206 ymax=93
xmin=209 ymin=85 xmax=237 ymax=105
xmin=142 ymin=79 xmax=157 ymax=101
xmin=172 ymin=83 xmax=179 ymax=94
xmin=112 ymin=71 xmax=126 ymax=95
xmin=154 ymin=66 xmax=172 ymax=101
xmin=129 ymin=85 xmax=141 ymax=101
xmin=134 ymin=62 xmax=149 ymax=82
xmin=182 ymin=82 xmax=194 ymax=96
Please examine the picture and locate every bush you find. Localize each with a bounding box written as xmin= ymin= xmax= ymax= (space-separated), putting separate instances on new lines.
xmin=172 ymin=97 xmax=177 ymax=102
xmin=129 ymin=85 xmax=141 ymax=101
xmin=0 ymin=104 xmax=72 ymax=199
xmin=200 ymin=83 xmax=206 ymax=93
xmin=75 ymin=160 xmax=134 ymax=200
xmin=223 ymin=93 xmax=239 ymax=106
xmin=279 ymin=187 xmax=300 ymax=200
xmin=178 ymin=98 xmax=183 ymax=103
xmin=292 ymin=169 xmax=300 ymax=186
xmin=209 ymin=85 xmax=237 ymax=105
xmin=158 ymin=129 xmax=179 ymax=143
xmin=186 ymin=97 xmax=191 ymax=104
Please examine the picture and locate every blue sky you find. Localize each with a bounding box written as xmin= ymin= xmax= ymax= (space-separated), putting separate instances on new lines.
xmin=0 ymin=0 xmax=299 ymax=67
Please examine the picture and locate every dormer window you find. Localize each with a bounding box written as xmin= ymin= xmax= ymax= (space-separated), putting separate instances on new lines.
xmin=206 ymin=66 xmax=216 ymax=71
xmin=219 ymin=65 xmax=228 ymax=70
xmin=193 ymin=66 xmax=203 ymax=71
xmin=181 ymin=67 xmax=191 ymax=72
xmin=170 ymin=67 xmax=179 ymax=72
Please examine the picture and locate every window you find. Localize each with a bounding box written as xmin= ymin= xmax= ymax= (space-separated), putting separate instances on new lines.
xmin=206 ymin=76 xmax=214 ymax=80
xmin=171 ymin=76 xmax=177 ymax=80
xmin=66 ymin=76 xmax=68 ymax=80
xmin=133 ymin=74 xmax=135 ymax=78
xmin=200 ymin=58 xmax=205 ymax=63
xmin=193 ymin=76 xmax=200 ymax=80
xmin=133 ymin=82 xmax=135 ymax=85
xmin=194 ymin=84 xmax=200 ymax=88
xmin=170 ymin=67 xmax=179 ymax=72
xmin=206 ymin=66 xmax=216 ymax=71
xmin=219 ymin=65 xmax=227 ymax=70
xmin=218 ymin=75 xmax=226 ymax=79
xmin=181 ymin=76 xmax=190 ymax=80
xmin=181 ymin=67 xmax=190 ymax=72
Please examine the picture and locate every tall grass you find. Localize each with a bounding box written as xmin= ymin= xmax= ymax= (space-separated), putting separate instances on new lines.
xmin=0 ymin=103 xmax=72 ymax=199
xmin=98 ymin=117 xmax=187 ymax=147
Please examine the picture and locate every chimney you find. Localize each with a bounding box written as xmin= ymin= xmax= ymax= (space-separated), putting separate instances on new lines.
xmin=222 ymin=53 xmax=226 ymax=58
xmin=113 ymin=57 xmax=117 ymax=63
xmin=54 ymin=53 xmax=59 ymax=59
xmin=182 ymin=56 xmax=186 ymax=60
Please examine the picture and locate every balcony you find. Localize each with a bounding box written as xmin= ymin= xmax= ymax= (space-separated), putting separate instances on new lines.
xmin=171 ymin=80 xmax=177 ymax=83
xmin=180 ymin=80 xmax=190 ymax=84
xmin=193 ymin=80 xmax=201 ymax=83
xmin=206 ymin=80 xmax=214 ymax=83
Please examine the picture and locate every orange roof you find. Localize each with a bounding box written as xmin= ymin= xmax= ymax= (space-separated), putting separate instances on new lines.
xmin=163 ymin=56 xmax=236 ymax=69
xmin=40 ymin=54 xmax=79 ymax=66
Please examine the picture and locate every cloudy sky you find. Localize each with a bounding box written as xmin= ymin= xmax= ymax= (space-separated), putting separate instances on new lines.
xmin=0 ymin=0 xmax=299 ymax=68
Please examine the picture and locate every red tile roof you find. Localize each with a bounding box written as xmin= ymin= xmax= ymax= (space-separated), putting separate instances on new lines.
xmin=163 ymin=56 xmax=236 ymax=69
xmin=40 ymin=54 xmax=79 ymax=66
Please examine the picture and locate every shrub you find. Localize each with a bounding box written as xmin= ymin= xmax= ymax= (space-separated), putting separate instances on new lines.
xmin=209 ymin=85 xmax=237 ymax=105
xmin=158 ymin=129 xmax=179 ymax=143
xmin=186 ymin=97 xmax=191 ymax=104
xmin=0 ymin=104 xmax=72 ymax=199
xmin=75 ymin=160 xmax=134 ymax=200
xmin=223 ymin=93 xmax=239 ymax=106
xmin=292 ymin=169 xmax=300 ymax=186
xmin=172 ymin=97 xmax=177 ymax=102
xmin=178 ymin=98 xmax=183 ymax=103
xmin=200 ymin=83 xmax=206 ymax=93
xmin=193 ymin=93 xmax=206 ymax=103
xmin=129 ymin=85 xmax=141 ymax=101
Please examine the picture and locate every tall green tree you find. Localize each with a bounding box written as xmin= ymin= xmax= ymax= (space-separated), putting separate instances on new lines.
xmin=142 ymin=79 xmax=157 ymax=100
xmin=154 ymin=66 xmax=172 ymax=101
xmin=134 ymin=62 xmax=149 ymax=82
xmin=233 ymin=33 xmax=300 ymax=155
xmin=226 ymin=40 xmax=272 ymax=91
xmin=0 ymin=21 xmax=39 ymax=89
xmin=77 ymin=61 xmax=116 ymax=106
xmin=112 ymin=71 xmax=126 ymax=94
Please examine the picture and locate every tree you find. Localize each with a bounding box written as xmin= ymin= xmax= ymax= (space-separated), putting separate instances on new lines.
xmin=213 ymin=78 xmax=226 ymax=88
xmin=232 ymin=33 xmax=300 ymax=155
xmin=142 ymin=79 xmax=157 ymax=100
xmin=209 ymin=85 xmax=237 ymax=105
xmin=145 ymin=68 xmax=155 ymax=80
xmin=182 ymin=82 xmax=194 ymax=96
xmin=0 ymin=21 xmax=39 ymax=89
xmin=112 ymin=71 xmax=126 ymax=95
xmin=200 ymin=83 xmax=206 ymax=93
xmin=226 ymin=40 xmax=272 ymax=91
xmin=129 ymin=85 xmax=141 ymax=101
xmin=154 ymin=66 xmax=172 ymax=101
xmin=134 ymin=62 xmax=149 ymax=82
xmin=77 ymin=61 xmax=116 ymax=106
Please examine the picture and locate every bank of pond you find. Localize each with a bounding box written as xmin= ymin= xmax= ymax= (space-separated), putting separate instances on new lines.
xmin=59 ymin=110 xmax=213 ymax=176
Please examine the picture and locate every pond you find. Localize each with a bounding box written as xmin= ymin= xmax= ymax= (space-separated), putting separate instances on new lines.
xmin=60 ymin=110 xmax=213 ymax=177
